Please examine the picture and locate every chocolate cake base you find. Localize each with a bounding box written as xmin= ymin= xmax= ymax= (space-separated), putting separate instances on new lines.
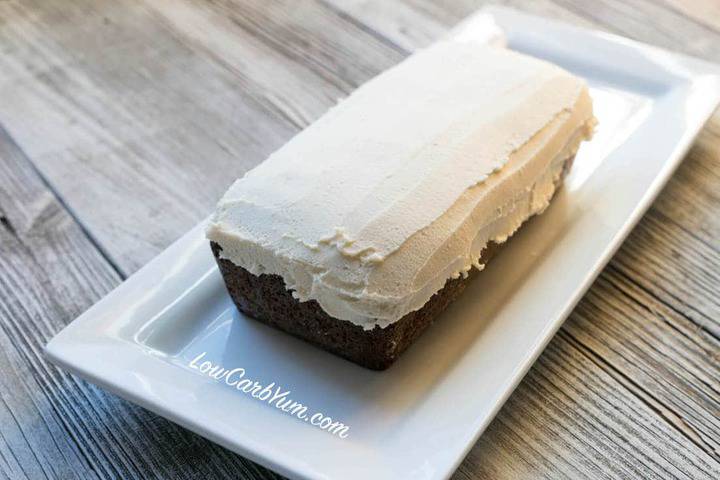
xmin=211 ymin=156 xmax=574 ymax=370
xmin=211 ymin=241 xmax=496 ymax=370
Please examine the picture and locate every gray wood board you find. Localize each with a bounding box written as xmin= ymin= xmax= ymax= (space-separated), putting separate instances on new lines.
xmin=0 ymin=0 xmax=718 ymax=478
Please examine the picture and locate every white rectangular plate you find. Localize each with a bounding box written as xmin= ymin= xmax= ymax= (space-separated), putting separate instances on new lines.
xmin=46 ymin=7 xmax=720 ymax=480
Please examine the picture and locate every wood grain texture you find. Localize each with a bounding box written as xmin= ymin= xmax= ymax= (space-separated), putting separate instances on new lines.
xmin=0 ymin=0 xmax=718 ymax=479
xmin=0 ymin=127 xmax=281 ymax=479
xmin=0 ymin=0 xmax=403 ymax=275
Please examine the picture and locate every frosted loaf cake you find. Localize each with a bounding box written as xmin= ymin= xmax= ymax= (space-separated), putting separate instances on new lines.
xmin=207 ymin=41 xmax=596 ymax=369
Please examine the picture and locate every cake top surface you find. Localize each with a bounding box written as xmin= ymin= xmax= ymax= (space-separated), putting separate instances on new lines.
xmin=207 ymin=40 xmax=593 ymax=328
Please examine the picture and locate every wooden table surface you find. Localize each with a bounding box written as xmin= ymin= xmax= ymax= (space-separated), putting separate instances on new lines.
xmin=1 ymin=1 xmax=719 ymax=479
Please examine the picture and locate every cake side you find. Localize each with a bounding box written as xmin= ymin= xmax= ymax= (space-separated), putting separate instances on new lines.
xmin=212 ymin=155 xmax=575 ymax=369
xmin=211 ymin=241 xmax=497 ymax=370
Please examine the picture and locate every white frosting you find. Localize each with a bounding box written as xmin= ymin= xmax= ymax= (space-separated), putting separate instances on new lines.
xmin=207 ymin=41 xmax=595 ymax=329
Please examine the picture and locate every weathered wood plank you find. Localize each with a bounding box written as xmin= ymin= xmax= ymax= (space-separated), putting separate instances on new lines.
xmin=0 ymin=0 xmax=406 ymax=275
xmin=458 ymin=329 xmax=719 ymax=480
xmin=323 ymin=0 xmax=445 ymax=51
xmin=662 ymin=0 xmax=720 ymax=34
xmin=0 ymin=1 xmax=719 ymax=479
xmin=0 ymin=0 xmax=299 ymax=275
xmin=0 ymin=127 xmax=280 ymax=479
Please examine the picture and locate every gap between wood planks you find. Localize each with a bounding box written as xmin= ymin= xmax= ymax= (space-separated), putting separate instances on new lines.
xmin=561 ymin=326 xmax=714 ymax=456
xmin=0 ymin=122 xmax=283 ymax=479
xmin=0 ymin=127 xmax=126 ymax=281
